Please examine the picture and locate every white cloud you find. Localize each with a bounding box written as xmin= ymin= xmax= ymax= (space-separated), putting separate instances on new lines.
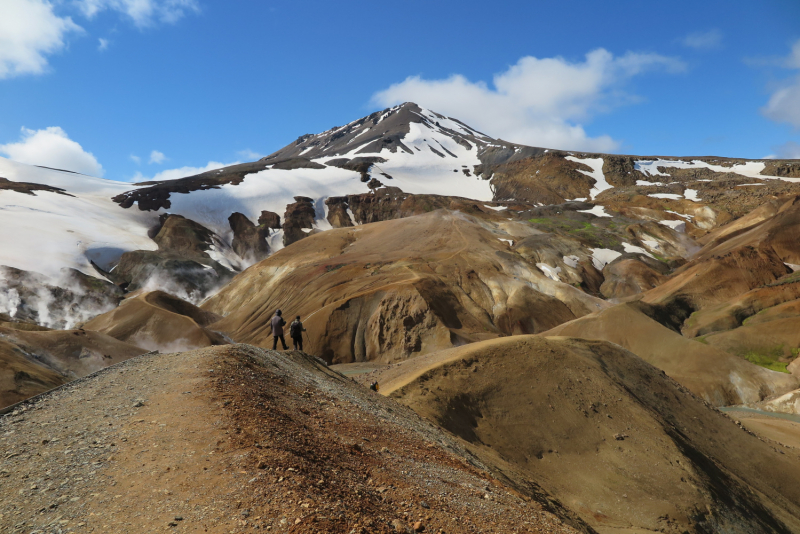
xmin=130 ymin=154 xmax=141 ymax=164
xmin=0 ymin=0 xmax=83 ymax=79
xmin=0 ymin=126 xmax=104 ymax=176
xmin=149 ymin=149 xmax=167 ymax=164
xmin=98 ymin=37 xmax=109 ymax=51
xmin=372 ymin=49 xmax=685 ymax=152
xmin=237 ymin=149 xmax=264 ymax=160
xmin=132 ymin=161 xmax=237 ymax=182
xmin=771 ymin=141 xmax=800 ymax=159
xmin=680 ymin=29 xmax=723 ymax=50
xmin=762 ymin=39 xmax=800 ymax=128
xmin=75 ymin=0 xmax=200 ymax=27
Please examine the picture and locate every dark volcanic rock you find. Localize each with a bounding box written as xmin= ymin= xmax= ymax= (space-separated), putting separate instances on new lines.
xmin=0 ymin=177 xmax=73 ymax=197
xmin=112 ymin=160 xmax=272 ymax=211
xmin=324 ymin=187 xmax=499 ymax=229
xmin=326 ymin=157 xmax=388 ymax=182
xmin=153 ymin=215 xmax=219 ymax=256
xmin=601 ymin=156 xmax=645 ymax=187
xmin=258 ymin=210 xmax=281 ymax=229
xmin=283 ymin=197 xmax=317 ymax=246
xmin=268 ymin=157 xmax=326 ymax=170
xmin=111 ymin=214 xmax=234 ymax=299
xmin=228 ymin=212 xmax=270 ymax=264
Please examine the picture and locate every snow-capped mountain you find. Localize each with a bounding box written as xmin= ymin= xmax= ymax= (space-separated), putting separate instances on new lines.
xmin=2 ymin=101 xmax=800 ymax=291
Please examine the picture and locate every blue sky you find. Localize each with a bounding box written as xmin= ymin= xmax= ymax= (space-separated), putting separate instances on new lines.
xmin=0 ymin=0 xmax=798 ymax=180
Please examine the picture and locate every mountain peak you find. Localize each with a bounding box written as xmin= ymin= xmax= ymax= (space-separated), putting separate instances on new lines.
xmin=262 ymin=102 xmax=500 ymax=162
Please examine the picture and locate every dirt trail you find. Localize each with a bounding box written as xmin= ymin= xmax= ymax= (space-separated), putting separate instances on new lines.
xmin=0 ymin=345 xmax=587 ymax=534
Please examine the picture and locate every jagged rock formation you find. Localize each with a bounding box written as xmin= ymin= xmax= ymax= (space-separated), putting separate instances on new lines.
xmin=107 ymin=214 xmax=235 ymax=300
xmin=228 ymin=212 xmax=270 ymax=264
xmin=282 ymin=196 xmax=317 ymax=246
xmin=258 ymin=210 xmax=281 ymax=229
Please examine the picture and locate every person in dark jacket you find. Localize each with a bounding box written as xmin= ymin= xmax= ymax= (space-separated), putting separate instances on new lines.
xmin=271 ymin=310 xmax=288 ymax=350
xmin=289 ymin=315 xmax=306 ymax=351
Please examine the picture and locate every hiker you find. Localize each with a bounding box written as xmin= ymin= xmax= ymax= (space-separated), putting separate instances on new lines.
xmin=271 ymin=309 xmax=288 ymax=350
xmin=289 ymin=315 xmax=306 ymax=351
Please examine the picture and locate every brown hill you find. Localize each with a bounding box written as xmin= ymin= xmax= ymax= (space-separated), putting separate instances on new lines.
xmin=0 ymin=344 xmax=588 ymax=534
xmin=379 ymin=335 xmax=800 ymax=533
xmin=640 ymin=194 xmax=800 ymax=328
xmin=0 ymin=323 xmax=146 ymax=408
xmin=84 ymin=290 xmax=227 ymax=352
xmin=541 ymin=303 xmax=798 ymax=405
xmin=204 ymin=210 xmax=608 ymax=363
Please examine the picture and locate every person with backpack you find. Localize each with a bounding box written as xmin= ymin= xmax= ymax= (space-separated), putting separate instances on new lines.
xmin=271 ymin=309 xmax=288 ymax=350
xmin=289 ymin=315 xmax=306 ymax=351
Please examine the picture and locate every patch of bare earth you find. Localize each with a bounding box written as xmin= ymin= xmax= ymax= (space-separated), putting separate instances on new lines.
xmin=0 ymin=345 xmax=586 ymax=534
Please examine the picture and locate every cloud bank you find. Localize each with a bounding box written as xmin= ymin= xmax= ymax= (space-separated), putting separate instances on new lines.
xmin=132 ymin=160 xmax=237 ymax=182
xmin=0 ymin=0 xmax=82 ymax=79
xmin=762 ymin=40 xmax=800 ymax=129
xmin=680 ymin=29 xmax=723 ymax=50
xmin=149 ymin=149 xmax=167 ymax=164
xmin=372 ymin=49 xmax=685 ymax=152
xmin=0 ymin=0 xmax=198 ymax=80
xmin=76 ymin=0 xmax=200 ymax=27
xmin=0 ymin=126 xmax=104 ymax=176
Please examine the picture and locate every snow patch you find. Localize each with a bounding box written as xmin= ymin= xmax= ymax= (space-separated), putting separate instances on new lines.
xmin=650 ymin=193 xmax=683 ymax=200
xmin=566 ymin=156 xmax=609 ymax=200
xmin=684 ymin=189 xmax=699 ymax=201
xmin=658 ymin=219 xmax=686 ymax=232
xmin=536 ymin=263 xmax=561 ymax=282
xmin=577 ymin=205 xmax=611 ymax=217
xmin=623 ymin=242 xmax=656 ymax=258
xmin=591 ymin=248 xmax=622 ymax=270
xmin=562 ymin=255 xmax=580 ymax=269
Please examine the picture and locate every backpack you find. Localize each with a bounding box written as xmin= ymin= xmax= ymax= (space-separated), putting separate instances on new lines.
xmin=290 ymin=321 xmax=302 ymax=338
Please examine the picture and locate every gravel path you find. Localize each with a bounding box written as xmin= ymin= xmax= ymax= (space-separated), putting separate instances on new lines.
xmin=0 ymin=345 xmax=586 ymax=534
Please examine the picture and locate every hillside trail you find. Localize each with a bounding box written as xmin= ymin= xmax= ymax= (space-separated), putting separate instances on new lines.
xmin=0 ymin=345 xmax=585 ymax=534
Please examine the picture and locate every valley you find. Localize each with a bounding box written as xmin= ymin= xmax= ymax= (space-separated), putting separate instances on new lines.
xmin=3 ymin=103 xmax=800 ymax=533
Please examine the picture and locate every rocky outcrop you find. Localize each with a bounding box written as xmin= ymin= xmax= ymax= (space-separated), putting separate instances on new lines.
xmin=228 ymin=212 xmax=270 ymax=264
xmin=110 ymin=214 xmax=234 ymax=300
xmin=487 ymin=152 xmax=596 ymax=203
xmin=601 ymin=155 xmax=645 ymax=187
xmin=326 ymin=157 xmax=388 ymax=182
xmin=0 ymin=177 xmax=73 ymax=197
xmin=113 ymin=160 xmax=272 ymax=211
xmin=258 ymin=210 xmax=281 ymax=229
xmin=762 ymin=161 xmax=800 ymax=178
xmin=282 ymin=196 xmax=317 ymax=246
